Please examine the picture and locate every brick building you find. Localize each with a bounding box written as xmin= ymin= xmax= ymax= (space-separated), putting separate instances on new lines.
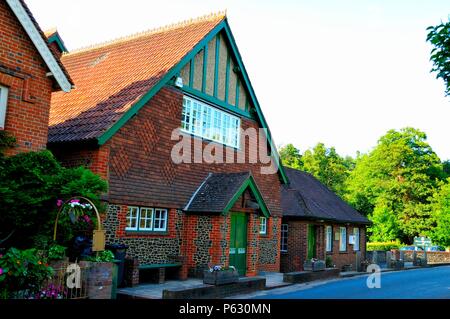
xmin=0 ymin=0 xmax=72 ymax=155
xmin=280 ymin=167 xmax=371 ymax=272
xmin=48 ymin=13 xmax=288 ymax=280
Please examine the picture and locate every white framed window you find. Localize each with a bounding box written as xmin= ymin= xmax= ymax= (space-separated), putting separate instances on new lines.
xmin=353 ymin=227 xmax=360 ymax=251
xmin=139 ymin=207 xmax=154 ymax=231
xmin=181 ymin=95 xmax=241 ymax=148
xmin=259 ymin=217 xmax=267 ymax=235
xmin=326 ymin=226 xmax=333 ymax=252
xmin=126 ymin=206 xmax=139 ymax=231
xmin=154 ymin=208 xmax=168 ymax=232
xmin=280 ymin=224 xmax=288 ymax=252
xmin=126 ymin=207 xmax=168 ymax=232
xmin=0 ymin=85 xmax=9 ymax=129
xmin=339 ymin=227 xmax=347 ymax=251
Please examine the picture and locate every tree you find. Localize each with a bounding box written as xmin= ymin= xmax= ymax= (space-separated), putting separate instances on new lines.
xmin=279 ymin=144 xmax=302 ymax=170
xmin=0 ymin=150 xmax=108 ymax=248
xmin=345 ymin=128 xmax=445 ymax=243
xmin=427 ymin=19 xmax=450 ymax=96
xmin=301 ymin=143 xmax=350 ymax=197
xmin=427 ymin=178 xmax=450 ymax=247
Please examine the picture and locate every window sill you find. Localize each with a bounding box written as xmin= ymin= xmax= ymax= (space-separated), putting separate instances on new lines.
xmin=125 ymin=230 xmax=169 ymax=236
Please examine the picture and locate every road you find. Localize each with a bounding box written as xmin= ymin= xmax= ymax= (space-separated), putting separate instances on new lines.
xmin=250 ymin=266 xmax=450 ymax=299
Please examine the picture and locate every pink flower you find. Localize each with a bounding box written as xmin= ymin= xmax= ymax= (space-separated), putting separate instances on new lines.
xmin=56 ymin=199 xmax=63 ymax=207
xmin=0 ymin=268 xmax=3 ymax=275
xmin=70 ymin=199 xmax=80 ymax=203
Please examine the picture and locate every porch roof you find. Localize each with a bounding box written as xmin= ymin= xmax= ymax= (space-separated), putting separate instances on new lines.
xmin=184 ymin=172 xmax=270 ymax=217
xmin=282 ymin=167 xmax=371 ymax=225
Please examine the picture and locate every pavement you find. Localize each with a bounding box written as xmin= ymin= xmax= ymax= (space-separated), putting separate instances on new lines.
xmin=229 ymin=265 xmax=450 ymax=299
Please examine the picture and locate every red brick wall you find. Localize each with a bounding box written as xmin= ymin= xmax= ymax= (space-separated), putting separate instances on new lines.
xmin=0 ymin=1 xmax=54 ymax=154
xmin=281 ymin=220 xmax=367 ymax=272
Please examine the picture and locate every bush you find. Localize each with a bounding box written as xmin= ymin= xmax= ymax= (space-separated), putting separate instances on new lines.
xmin=85 ymin=250 xmax=115 ymax=263
xmin=47 ymin=245 xmax=67 ymax=261
xmin=325 ymin=256 xmax=334 ymax=268
xmin=0 ymin=248 xmax=54 ymax=299
xmin=0 ymin=150 xmax=107 ymax=249
xmin=367 ymin=241 xmax=404 ymax=251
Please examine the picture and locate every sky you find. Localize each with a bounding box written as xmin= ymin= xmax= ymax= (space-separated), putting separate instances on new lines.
xmin=27 ymin=0 xmax=450 ymax=160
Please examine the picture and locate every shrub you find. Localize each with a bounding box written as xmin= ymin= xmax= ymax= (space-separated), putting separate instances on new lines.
xmin=367 ymin=241 xmax=404 ymax=251
xmin=85 ymin=250 xmax=115 ymax=263
xmin=325 ymin=256 xmax=334 ymax=268
xmin=0 ymin=248 xmax=54 ymax=299
xmin=47 ymin=245 xmax=67 ymax=261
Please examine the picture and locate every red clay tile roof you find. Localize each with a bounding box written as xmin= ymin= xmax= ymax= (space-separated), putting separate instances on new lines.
xmin=48 ymin=13 xmax=226 ymax=143
xmin=18 ymin=0 xmax=74 ymax=87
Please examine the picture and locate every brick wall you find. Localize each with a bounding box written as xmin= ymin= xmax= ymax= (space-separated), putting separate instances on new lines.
xmin=281 ymin=220 xmax=367 ymax=272
xmin=0 ymin=1 xmax=54 ymax=154
xmin=53 ymin=85 xmax=283 ymax=277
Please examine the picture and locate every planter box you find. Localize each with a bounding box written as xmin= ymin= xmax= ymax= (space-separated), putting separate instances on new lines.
xmin=303 ymin=260 xmax=325 ymax=272
xmin=203 ymin=270 xmax=239 ymax=285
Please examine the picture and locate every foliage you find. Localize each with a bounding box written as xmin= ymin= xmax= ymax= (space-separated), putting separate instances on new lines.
xmin=278 ymin=144 xmax=302 ymax=169
xmin=301 ymin=143 xmax=351 ymax=197
xmin=427 ymin=178 xmax=450 ymax=246
xmin=345 ymin=128 xmax=445 ymax=243
xmin=85 ymin=250 xmax=115 ymax=263
xmin=367 ymin=241 xmax=404 ymax=251
xmin=0 ymin=150 xmax=108 ymax=249
xmin=279 ymin=143 xmax=352 ymax=197
xmin=0 ymin=248 xmax=53 ymax=299
xmin=427 ymin=19 xmax=450 ymax=96
xmin=325 ymin=256 xmax=334 ymax=268
xmin=47 ymin=245 xmax=67 ymax=261
xmin=0 ymin=131 xmax=16 ymax=154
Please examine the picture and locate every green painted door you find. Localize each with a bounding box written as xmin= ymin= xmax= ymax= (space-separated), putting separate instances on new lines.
xmin=307 ymin=224 xmax=316 ymax=259
xmin=229 ymin=212 xmax=247 ymax=276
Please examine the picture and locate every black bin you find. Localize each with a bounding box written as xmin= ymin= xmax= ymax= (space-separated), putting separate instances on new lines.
xmin=106 ymin=243 xmax=128 ymax=288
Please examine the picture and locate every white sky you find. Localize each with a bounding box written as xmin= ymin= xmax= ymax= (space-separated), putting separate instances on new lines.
xmin=27 ymin=0 xmax=450 ymax=160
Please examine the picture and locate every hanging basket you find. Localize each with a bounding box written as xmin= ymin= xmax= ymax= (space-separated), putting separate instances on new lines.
xmin=53 ymin=196 xmax=105 ymax=252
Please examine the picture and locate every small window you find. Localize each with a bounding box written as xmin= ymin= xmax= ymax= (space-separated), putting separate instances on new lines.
xmin=280 ymin=224 xmax=288 ymax=252
xmin=154 ymin=209 xmax=168 ymax=232
xmin=126 ymin=206 xmax=139 ymax=231
xmin=339 ymin=227 xmax=347 ymax=251
xmin=326 ymin=226 xmax=333 ymax=252
xmin=353 ymin=227 xmax=360 ymax=251
xmin=259 ymin=217 xmax=267 ymax=235
xmin=0 ymin=85 xmax=9 ymax=129
xmin=139 ymin=207 xmax=154 ymax=231
xmin=126 ymin=206 xmax=168 ymax=232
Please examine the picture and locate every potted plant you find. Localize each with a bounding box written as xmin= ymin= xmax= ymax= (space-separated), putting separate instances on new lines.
xmin=203 ymin=265 xmax=239 ymax=285
xmin=303 ymin=258 xmax=326 ymax=272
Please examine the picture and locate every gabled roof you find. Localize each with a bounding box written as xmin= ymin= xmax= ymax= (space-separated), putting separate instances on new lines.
xmin=48 ymin=13 xmax=288 ymax=183
xmin=282 ymin=167 xmax=371 ymax=224
xmin=5 ymin=0 xmax=73 ymax=91
xmin=184 ymin=172 xmax=270 ymax=217
xmin=44 ymin=28 xmax=68 ymax=53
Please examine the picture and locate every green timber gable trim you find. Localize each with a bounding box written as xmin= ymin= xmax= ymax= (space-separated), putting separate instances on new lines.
xmin=97 ymin=18 xmax=288 ymax=184
xmin=223 ymin=175 xmax=271 ymax=217
xmin=47 ymin=33 xmax=68 ymax=53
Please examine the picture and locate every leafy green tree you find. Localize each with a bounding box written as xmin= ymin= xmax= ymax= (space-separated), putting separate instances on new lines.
xmin=345 ymin=128 xmax=445 ymax=243
xmin=279 ymin=144 xmax=302 ymax=170
xmin=301 ymin=143 xmax=350 ymax=197
xmin=427 ymin=19 xmax=450 ymax=96
xmin=0 ymin=150 xmax=108 ymax=249
xmin=427 ymin=178 xmax=450 ymax=247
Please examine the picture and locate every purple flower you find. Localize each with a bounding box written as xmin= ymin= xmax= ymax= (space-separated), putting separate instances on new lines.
xmin=56 ymin=199 xmax=63 ymax=207
xmin=0 ymin=268 xmax=3 ymax=275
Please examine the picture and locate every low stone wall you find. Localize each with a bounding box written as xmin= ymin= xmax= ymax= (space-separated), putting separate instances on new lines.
xmin=162 ymin=277 xmax=266 ymax=299
xmin=392 ymin=250 xmax=450 ymax=263
xmin=283 ymin=268 xmax=340 ymax=284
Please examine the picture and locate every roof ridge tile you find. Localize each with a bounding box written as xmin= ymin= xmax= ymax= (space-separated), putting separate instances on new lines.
xmin=65 ymin=10 xmax=227 ymax=56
